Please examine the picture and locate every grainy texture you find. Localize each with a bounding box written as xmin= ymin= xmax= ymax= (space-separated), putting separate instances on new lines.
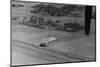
xmin=11 ymin=1 xmax=96 ymax=66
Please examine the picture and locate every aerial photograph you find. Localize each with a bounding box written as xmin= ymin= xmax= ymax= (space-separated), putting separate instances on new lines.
xmin=11 ymin=0 xmax=96 ymax=66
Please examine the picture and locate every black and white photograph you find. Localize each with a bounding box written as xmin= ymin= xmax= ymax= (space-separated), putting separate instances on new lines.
xmin=11 ymin=0 xmax=96 ymax=66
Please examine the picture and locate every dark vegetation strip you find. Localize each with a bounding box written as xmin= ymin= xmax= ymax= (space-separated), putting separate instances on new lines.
xmin=30 ymin=4 xmax=85 ymax=17
xmin=19 ymin=15 xmax=84 ymax=32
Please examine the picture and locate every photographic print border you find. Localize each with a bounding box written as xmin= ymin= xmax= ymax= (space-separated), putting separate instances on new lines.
xmin=10 ymin=0 xmax=96 ymax=67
